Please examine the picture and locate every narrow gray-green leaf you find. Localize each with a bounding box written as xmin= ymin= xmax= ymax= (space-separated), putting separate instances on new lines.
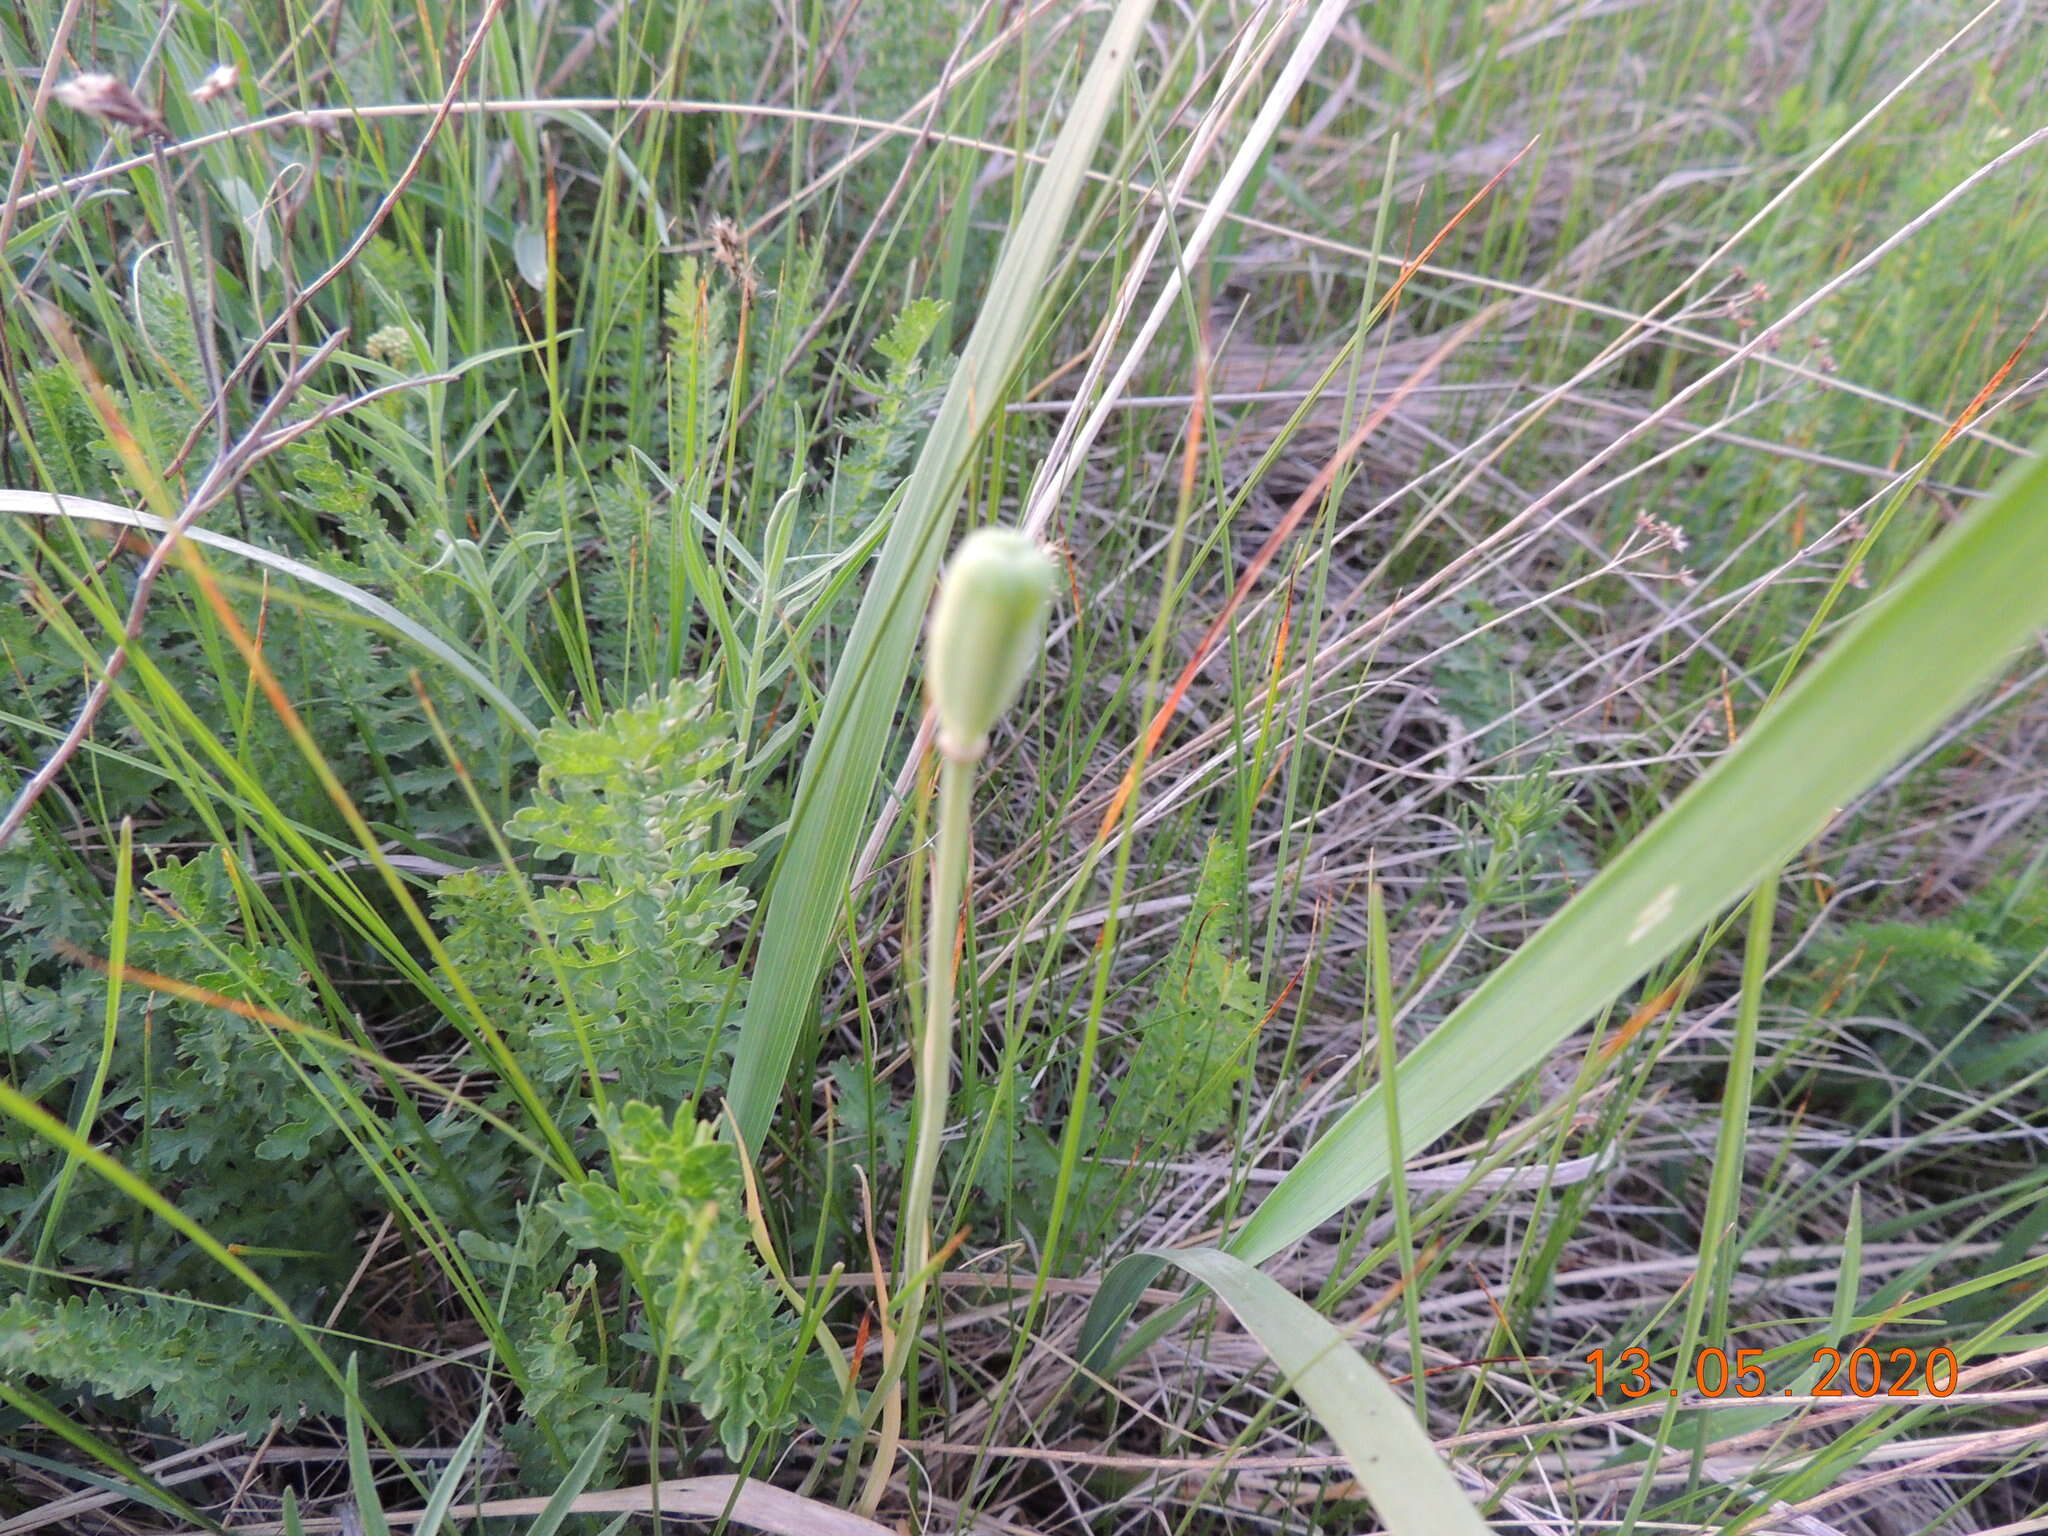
xmin=342 ymin=1356 xmax=391 ymax=1536
xmin=1153 ymin=1247 xmax=1492 ymax=1534
xmin=520 ymin=1419 xmax=619 ymax=1536
xmin=726 ymin=0 xmax=1159 ymax=1151
xmin=407 ymin=1402 xmax=491 ymax=1536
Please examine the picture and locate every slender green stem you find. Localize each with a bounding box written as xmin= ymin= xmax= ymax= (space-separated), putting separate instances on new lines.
xmin=860 ymin=746 xmax=975 ymax=1514
xmin=31 ymin=815 xmax=133 ymax=1288
xmin=1621 ymin=868 xmax=1777 ymax=1531
xmin=907 ymin=751 xmax=975 ymax=1299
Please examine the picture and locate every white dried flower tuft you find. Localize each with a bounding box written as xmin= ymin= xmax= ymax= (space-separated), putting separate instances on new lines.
xmin=191 ymin=63 xmax=239 ymax=104
xmin=53 ymin=73 xmax=169 ymax=138
xmin=1633 ymin=509 xmax=1690 ymax=554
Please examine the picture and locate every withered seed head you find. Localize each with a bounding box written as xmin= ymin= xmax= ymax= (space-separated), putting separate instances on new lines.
xmin=53 ymin=73 xmax=170 ymax=139
xmin=708 ymin=215 xmax=758 ymax=303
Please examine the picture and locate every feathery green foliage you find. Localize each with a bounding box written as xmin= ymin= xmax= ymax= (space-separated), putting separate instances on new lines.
xmin=548 ymin=1103 xmax=832 ymax=1460
xmin=1104 ymin=839 xmax=1263 ymax=1159
xmin=0 ymin=1292 xmax=363 ymax=1440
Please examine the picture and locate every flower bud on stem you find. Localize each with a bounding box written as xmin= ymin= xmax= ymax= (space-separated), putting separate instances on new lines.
xmin=860 ymin=530 xmax=1053 ymax=1513
xmin=925 ymin=528 xmax=1056 ymax=763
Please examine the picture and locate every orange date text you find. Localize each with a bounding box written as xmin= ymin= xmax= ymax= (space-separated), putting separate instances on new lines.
xmin=1585 ymin=1345 xmax=1957 ymax=1400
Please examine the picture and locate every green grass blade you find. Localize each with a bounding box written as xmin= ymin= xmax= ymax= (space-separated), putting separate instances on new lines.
xmin=0 ymin=489 xmax=537 ymax=738
xmin=725 ymin=0 xmax=1160 ymax=1152
xmin=343 ymin=1356 xmax=393 ymax=1536
xmin=406 ymin=1400 xmax=492 ymax=1536
xmin=1367 ymin=875 xmax=1427 ymax=1420
xmin=29 ymin=817 xmax=133 ymax=1280
xmin=1631 ymin=868 xmax=1778 ymax=1517
xmin=0 ymin=1075 xmax=360 ymax=1425
xmin=1153 ymin=1247 xmax=1492 ymax=1534
xmin=1225 ymin=427 xmax=2048 ymax=1265
xmin=0 ymin=1379 xmax=222 ymax=1532
xmin=1834 ymin=1189 xmax=1864 ymax=1340
xmin=1647 ymin=1189 xmax=1868 ymax=1466
xmin=519 ymin=1418 xmax=621 ymax=1536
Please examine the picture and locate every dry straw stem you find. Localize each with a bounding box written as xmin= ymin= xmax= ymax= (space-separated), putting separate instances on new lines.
xmin=1036 ymin=2 xmax=2043 ymax=867
xmin=154 ymin=1478 xmax=892 ymax=1536
xmin=1080 ymin=26 xmax=2048 ymax=856
xmin=0 ymin=485 xmax=533 ymax=738
xmin=0 ymin=0 xmax=514 ymax=849
xmin=14 ymin=342 xmax=582 ymax=1181
xmin=0 ymin=327 xmax=347 ymax=849
xmin=15 ymin=107 xmax=2013 ymax=469
xmin=1016 ymin=0 xmax=1359 ymax=542
xmin=0 ymin=0 xmax=88 ymax=255
xmin=1016 ymin=102 xmax=2048 ymax=942
xmin=854 ymin=0 xmax=1472 ymax=889
xmin=956 ymin=163 xmax=1524 ymax=982
xmin=163 ymin=0 xmax=511 ymax=480
xmin=15 ymin=97 xmax=1986 ymax=469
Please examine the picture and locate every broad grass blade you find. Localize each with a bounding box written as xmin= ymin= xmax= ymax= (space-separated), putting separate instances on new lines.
xmin=1088 ymin=426 xmax=2048 ymax=1356
xmin=1226 ymin=429 xmax=2048 ymax=1266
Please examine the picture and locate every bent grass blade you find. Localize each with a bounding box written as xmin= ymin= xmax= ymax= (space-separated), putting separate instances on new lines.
xmin=0 ymin=489 xmax=537 ymax=738
xmin=1154 ymin=1247 xmax=1493 ymax=1534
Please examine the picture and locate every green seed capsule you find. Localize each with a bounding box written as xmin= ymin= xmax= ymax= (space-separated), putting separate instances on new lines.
xmin=926 ymin=527 xmax=1057 ymax=761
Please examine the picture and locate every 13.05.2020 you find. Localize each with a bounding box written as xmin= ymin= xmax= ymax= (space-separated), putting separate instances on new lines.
xmin=1586 ymin=1345 xmax=1959 ymax=1399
